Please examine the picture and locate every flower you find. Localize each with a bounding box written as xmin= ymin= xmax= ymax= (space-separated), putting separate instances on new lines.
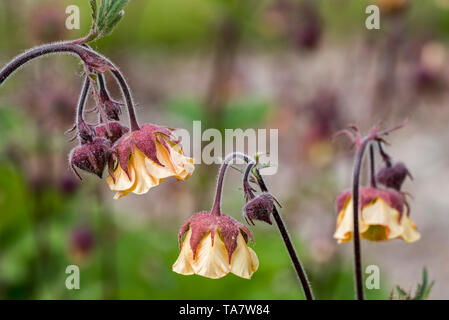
xmin=334 ymin=187 xmax=420 ymax=243
xmin=172 ymin=212 xmax=259 ymax=279
xmin=106 ymin=124 xmax=194 ymax=199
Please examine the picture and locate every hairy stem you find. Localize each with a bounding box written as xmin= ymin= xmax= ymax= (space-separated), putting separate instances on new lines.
xmin=369 ymin=144 xmax=377 ymax=188
xmin=352 ymin=138 xmax=370 ymax=300
xmin=211 ymin=152 xmax=254 ymax=216
xmin=0 ymin=42 xmax=139 ymax=131
xmin=76 ymin=76 xmax=90 ymax=125
xmin=253 ymin=169 xmax=314 ymax=300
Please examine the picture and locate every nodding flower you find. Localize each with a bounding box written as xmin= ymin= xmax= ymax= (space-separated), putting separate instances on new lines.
xmin=173 ymin=153 xmax=259 ymax=279
xmin=172 ymin=212 xmax=259 ymax=279
xmin=106 ymin=124 xmax=194 ymax=199
xmin=334 ymin=187 xmax=420 ymax=243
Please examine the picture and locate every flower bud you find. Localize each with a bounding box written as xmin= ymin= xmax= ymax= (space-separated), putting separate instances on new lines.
xmin=376 ymin=162 xmax=412 ymax=191
xmin=77 ymin=120 xmax=95 ymax=144
xmin=70 ymin=137 xmax=110 ymax=179
xmin=100 ymin=91 xmax=123 ymax=121
xmin=243 ymin=193 xmax=275 ymax=225
xmin=95 ymin=122 xmax=129 ymax=144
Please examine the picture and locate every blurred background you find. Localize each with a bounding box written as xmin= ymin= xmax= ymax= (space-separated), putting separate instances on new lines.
xmin=0 ymin=0 xmax=448 ymax=299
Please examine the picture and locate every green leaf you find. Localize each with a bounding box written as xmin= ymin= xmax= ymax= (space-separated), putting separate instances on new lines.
xmin=88 ymin=0 xmax=130 ymax=42
xmin=89 ymin=0 xmax=98 ymax=21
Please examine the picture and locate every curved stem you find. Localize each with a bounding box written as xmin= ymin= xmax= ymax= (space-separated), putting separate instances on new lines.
xmin=352 ymin=138 xmax=370 ymax=300
xmin=253 ymin=169 xmax=314 ymax=300
xmin=76 ymin=76 xmax=90 ymax=125
xmin=0 ymin=42 xmax=139 ymax=131
xmin=369 ymin=144 xmax=377 ymax=188
xmin=243 ymin=162 xmax=256 ymax=201
xmin=211 ymin=152 xmax=254 ymax=216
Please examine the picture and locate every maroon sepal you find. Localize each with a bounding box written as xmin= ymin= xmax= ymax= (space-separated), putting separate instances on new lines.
xmin=70 ymin=137 xmax=110 ymax=179
xmin=77 ymin=120 xmax=95 ymax=144
xmin=376 ymin=162 xmax=413 ymax=191
xmin=111 ymin=124 xmax=180 ymax=179
xmin=178 ymin=212 xmax=254 ymax=264
xmin=95 ymin=122 xmax=129 ymax=144
xmin=243 ymin=193 xmax=277 ymax=225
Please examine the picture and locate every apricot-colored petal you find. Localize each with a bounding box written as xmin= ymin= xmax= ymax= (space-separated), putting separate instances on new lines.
xmin=106 ymin=163 xmax=135 ymax=191
xmin=334 ymin=198 xmax=369 ymax=243
xmin=362 ymin=198 xmax=403 ymax=241
xmin=191 ymin=232 xmax=230 ymax=279
xmin=230 ymin=233 xmax=259 ymax=279
xmin=400 ymin=215 xmax=421 ymax=243
xmin=172 ymin=229 xmax=195 ymax=275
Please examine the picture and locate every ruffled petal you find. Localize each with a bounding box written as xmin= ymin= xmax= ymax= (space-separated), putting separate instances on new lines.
xmin=106 ymin=163 xmax=135 ymax=191
xmin=230 ymin=233 xmax=259 ymax=279
xmin=157 ymin=137 xmax=194 ymax=180
xmin=191 ymin=232 xmax=230 ymax=279
xmin=172 ymin=229 xmax=195 ymax=275
xmin=361 ymin=198 xmax=403 ymax=241
xmin=400 ymin=215 xmax=421 ymax=243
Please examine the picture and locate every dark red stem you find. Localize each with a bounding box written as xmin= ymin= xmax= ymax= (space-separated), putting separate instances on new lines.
xmin=0 ymin=42 xmax=139 ymax=131
xmin=253 ymin=169 xmax=314 ymax=300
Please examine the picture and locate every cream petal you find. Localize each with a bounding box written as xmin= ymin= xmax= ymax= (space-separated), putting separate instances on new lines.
xmin=106 ymin=164 xmax=135 ymax=191
xmin=191 ymin=232 xmax=230 ymax=279
xmin=144 ymin=156 xmax=174 ymax=181
xmin=400 ymin=215 xmax=421 ymax=243
xmin=157 ymin=137 xmax=194 ymax=180
xmin=230 ymin=233 xmax=259 ymax=279
xmin=334 ymin=198 xmax=368 ymax=243
xmin=131 ymin=149 xmax=160 ymax=194
xmin=172 ymin=229 xmax=195 ymax=275
xmin=361 ymin=198 xmax=403 ymax=241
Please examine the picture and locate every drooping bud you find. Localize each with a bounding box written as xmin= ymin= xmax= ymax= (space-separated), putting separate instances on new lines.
xmin=376 ymin=162 xmax=412 ymax=191
xmin=70 ymin=137 xmax=110 ymax=179
xmin=243 ymin=193 xmax=276 ymax=225
xmin=77 ymin=120 xmax=95 ymax=144
xmin=95 ymin=122 xmax=129 ymax=144
xmin=100 ymin=91 xmax=123 ymax=121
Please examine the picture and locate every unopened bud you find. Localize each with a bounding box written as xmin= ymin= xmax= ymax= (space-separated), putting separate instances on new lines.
xmin=243 ymin=193 xmax=276 ymax=225
xmin=70 ymin=137 xmax=110 ymax=179
xmin=376 ymin=162 xmax=412 ymax=191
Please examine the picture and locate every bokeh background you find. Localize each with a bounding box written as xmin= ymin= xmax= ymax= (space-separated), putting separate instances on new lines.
xmin=0 ymin=0 xmax=448 ymax=299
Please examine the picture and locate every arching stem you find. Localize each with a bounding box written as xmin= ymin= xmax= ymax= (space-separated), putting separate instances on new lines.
xmin=76 ymin=76 xmax=90 ymax=126
xmin=211 ymin=152 xmax=254 ymax=216
xmin=0 ymin=42 xmax=139 ymax=131
xmin=252 ymin=168 xmax=314 ymax=300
